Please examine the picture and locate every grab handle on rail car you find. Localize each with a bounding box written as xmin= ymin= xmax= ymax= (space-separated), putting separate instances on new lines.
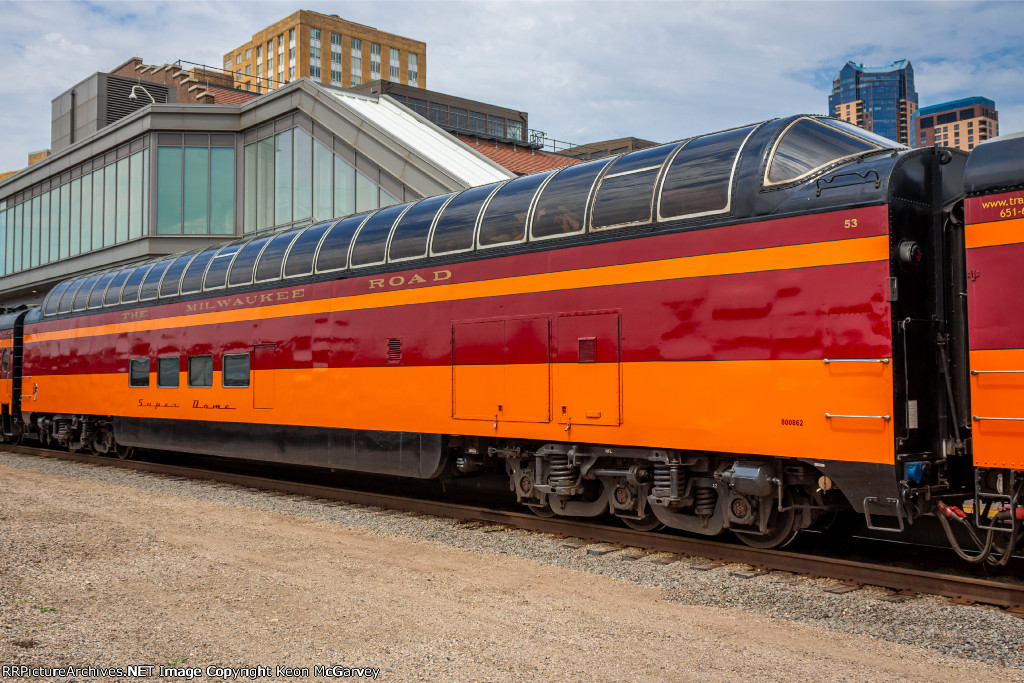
xmin=825 ymin=413 xmax=891 ymax=421
xmin=823 ymin=358 xmax=890 ymax=364
xmin=970 ymin=369 xmax=1024 ymax=375
xmin=972 ymin=415 xmax=1024 ymax=422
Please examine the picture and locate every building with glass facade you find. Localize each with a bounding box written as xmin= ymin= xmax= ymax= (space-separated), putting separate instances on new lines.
xmin=828 ymin=60 xmax=918 ymax=146
xmin=224 ymin=10 xmax=425 ymax=94
xmin=913 ymin=97 xmax=999 ymax=151
xmin=0 ymin=78 xmax=512 ymax=307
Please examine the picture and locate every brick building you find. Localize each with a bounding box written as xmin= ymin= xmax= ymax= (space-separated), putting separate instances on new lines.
xmin=913 ymin=97 xmax=999 ymax=151
xmin=224 ymin=10 xmax=425 ymax=94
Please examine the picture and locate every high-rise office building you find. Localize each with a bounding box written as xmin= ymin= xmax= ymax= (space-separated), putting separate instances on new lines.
xmin=828 ymin=60 xmax=918 ymax=146
xmin=223 ymin=10 xmax=425 ymax=93
xmin=913 ymin=97 xmax=999 ymax=151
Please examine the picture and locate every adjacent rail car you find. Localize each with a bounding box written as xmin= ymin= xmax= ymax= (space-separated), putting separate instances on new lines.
xmin=962 ymin=132 xmax=1024 ymax=552
xmin=4 ymin=115 xmax=1021 ymax=558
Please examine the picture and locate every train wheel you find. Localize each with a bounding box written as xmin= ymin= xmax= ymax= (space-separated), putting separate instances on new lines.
xmin=114 ymin=444 xmax=134 ymax=460
xmin=528 ymin=503 xmax=557 ymax=518
xmin=621 ymin=514 xmax=663 ymax=532
xmin=734 ymin=500 xmax=799 ymax=549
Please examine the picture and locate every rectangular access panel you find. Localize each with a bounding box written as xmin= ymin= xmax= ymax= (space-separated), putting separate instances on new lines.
xmin=253 ymin=344 xmax=276 ymax=410
xmin=452 ymin=316 xmax=549 ymax=423
xmin=554 ymin=312 xmax=621 ymax=426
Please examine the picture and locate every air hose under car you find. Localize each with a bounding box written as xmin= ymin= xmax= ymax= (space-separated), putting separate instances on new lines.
xmin=934 ymin=501 xmax=1019 ymax=567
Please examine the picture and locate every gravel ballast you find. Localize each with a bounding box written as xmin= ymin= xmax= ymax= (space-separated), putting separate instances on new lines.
xmin=0 ymin=450 xmax=1022 ymax=682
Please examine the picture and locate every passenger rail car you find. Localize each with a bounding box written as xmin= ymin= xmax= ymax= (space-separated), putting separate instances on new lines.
xmin=3 ymin=115 xmax=1021 ymax=558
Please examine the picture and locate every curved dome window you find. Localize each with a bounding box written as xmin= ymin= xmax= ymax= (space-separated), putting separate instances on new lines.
xmin=765 ymin=117 xmax=881 ymax=186
xmin=658 ymin=125 xmax=756 ymax=221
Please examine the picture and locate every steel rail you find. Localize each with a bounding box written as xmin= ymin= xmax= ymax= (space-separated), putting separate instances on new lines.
xmin=6 ymin=444 xmax=1024 ymax=611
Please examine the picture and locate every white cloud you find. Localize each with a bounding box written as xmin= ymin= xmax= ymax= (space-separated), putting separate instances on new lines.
xmin=1 ymin=0 xmax=1022 ymax=172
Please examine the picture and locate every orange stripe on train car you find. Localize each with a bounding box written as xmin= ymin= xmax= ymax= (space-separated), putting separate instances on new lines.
xmin=28 ymin=358 xmax=895 ymax=465
xmin=25 ymin=235 xmax=890 ymax=345
xmin=965 ymin=217 xmax=1024 ymax=250
xmin=969 ymin=348 xmax=1024 ymax=469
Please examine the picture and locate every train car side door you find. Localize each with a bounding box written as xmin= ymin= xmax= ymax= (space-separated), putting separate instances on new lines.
xmin=0 ymin=344 xmax=11 ymax=431
xmin=554 ymin=312 xmax=621 ymax=427
xmin=253 ymin=344 xmax=276 ymax=409
xmin=452 ymin=316 xmax=550 ymax=423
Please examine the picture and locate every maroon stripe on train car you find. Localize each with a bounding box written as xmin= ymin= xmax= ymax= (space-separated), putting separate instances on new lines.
xmin=967 ymin=241 xmax=1024 ymax=350
xmin=24 ymin=260 xmax=892 ymax=376
xmin=27 ymin=205 xmax=890 ymax=333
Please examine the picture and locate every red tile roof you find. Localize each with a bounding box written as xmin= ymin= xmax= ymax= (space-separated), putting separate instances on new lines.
xmin=456 ymin=134 xmax=580 ymax=175
xmin=208 ymin=86 xmax=259 ymax=105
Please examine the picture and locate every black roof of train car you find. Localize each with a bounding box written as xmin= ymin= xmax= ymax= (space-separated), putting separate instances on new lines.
xmin=37 ymin=115 xmax=917 ymax=322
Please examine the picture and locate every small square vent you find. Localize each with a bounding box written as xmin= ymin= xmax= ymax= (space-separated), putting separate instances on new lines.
xmin=388 ymin=338 xmax=402 ymax=364
xmin=578 ymin=337 xmax=596 ymax=363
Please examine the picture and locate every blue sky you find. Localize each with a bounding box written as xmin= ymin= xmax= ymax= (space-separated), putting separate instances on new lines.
xmin=1 ymin=0 xmax=1023 ymax=172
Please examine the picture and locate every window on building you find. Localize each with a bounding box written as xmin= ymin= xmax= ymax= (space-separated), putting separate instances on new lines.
xmin=157 ymin=138 xmax=234 ymax=236
xmin=331 ymin=32 xmax=341 ymax=46
xmin=245 ymin=48 xmax=251 ymax=60
xmin=256 ymin=46 xmax=262 ymax=60
xmin=488 ymin=116 xmax=505 ymax=138
xmin=468 ymin=111 xmax=486 ymax=134
xmin=408 ymin=53 xmax=418 ymax=86
xmin=236 ymin=54 xmax=242 ymax=65
xmin=224 ymin=58 xmax=232 ymax=70
xmin=245 ymin=65 xmax=251 ymax=75
xmin=389 ymin=47 xmax=400 ymax=81
xmin=429 ymin=103 xmax=448 ymax=126
xmin=130 ymin=358 xmax=150 ymax=388
xmin=311 ymin=28 xmax=320 ymax=40
xmin=406 ymin=97 xmax=427 ymax=117
xmin=450 ymin=107 xmax=467 ymax=130
xmin=188 ymin=355 xmax=213 ymax=388
xmin=157 ymin=357 xmax=179 ymax=388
